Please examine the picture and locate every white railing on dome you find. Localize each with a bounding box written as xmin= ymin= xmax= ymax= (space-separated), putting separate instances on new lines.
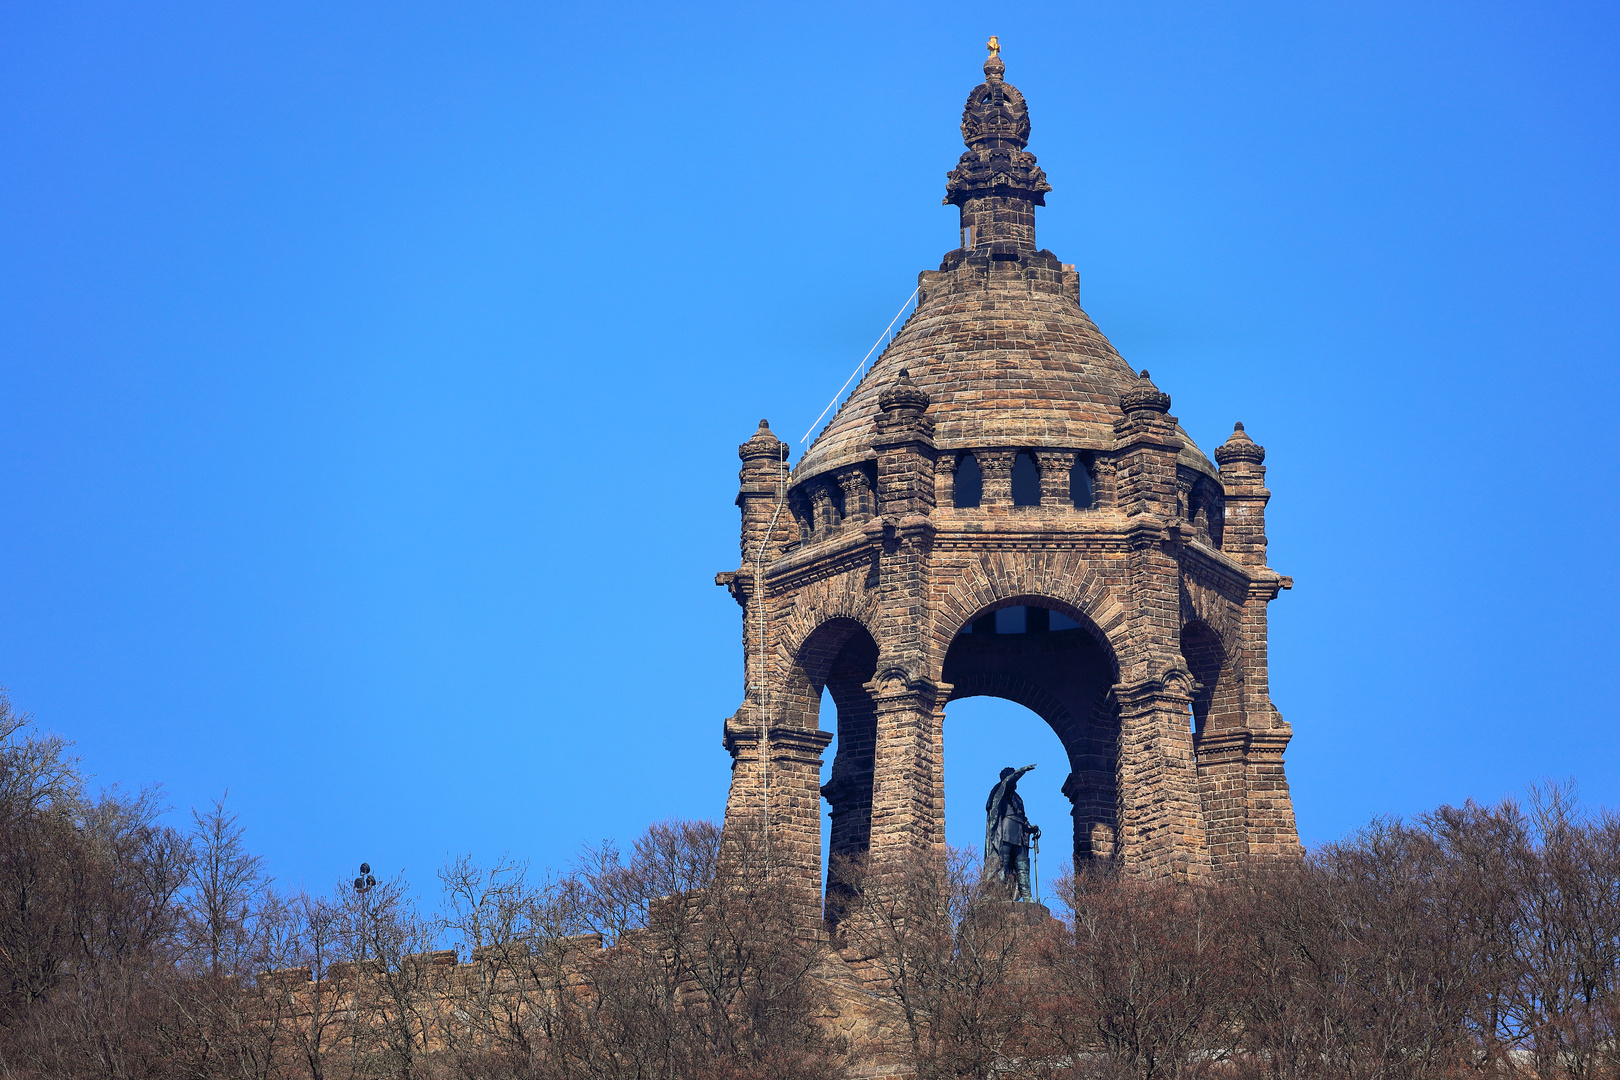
xmin=800 ymin=285 xmax=921 ymax=445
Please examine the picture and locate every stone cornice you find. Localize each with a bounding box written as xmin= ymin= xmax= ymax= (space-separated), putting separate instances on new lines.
xmin=1245 ymin=571 xmax=1294 ymax=603
xmin=765 ymin=525 xmax=877 ymax=581
xmin=751 ymin=513 xmax=1282 ymax=593
xmin=722 ymin=720 xmax=834 ymax=763
xmin=1196 ymin=727 xmax=1292 ymax=762
xmin=1177 ymin=539 xmax=1253 ymax=598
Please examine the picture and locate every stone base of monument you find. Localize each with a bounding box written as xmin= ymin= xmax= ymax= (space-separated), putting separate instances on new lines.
xmin=812 ymin=900 xmax=1069 ymax=1077
xmin=990 ymin=899 xmax=1061 ymax=923
xmin=966 ymin=898 xmax=1066 ymax=938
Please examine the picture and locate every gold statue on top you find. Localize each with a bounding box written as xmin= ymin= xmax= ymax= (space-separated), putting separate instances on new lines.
xmin=987 ymin=35 xmax=1001 ymax=57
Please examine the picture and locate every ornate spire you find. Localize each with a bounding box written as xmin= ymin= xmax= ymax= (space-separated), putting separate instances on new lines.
xmin=944 ymin=39 xmax=1052 ymax=252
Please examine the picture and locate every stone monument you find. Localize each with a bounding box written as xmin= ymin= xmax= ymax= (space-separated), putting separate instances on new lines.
xmin=716 ymin=42 xmax=1300 ymax=926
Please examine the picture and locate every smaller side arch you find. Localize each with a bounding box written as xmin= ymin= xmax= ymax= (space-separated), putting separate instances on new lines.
xmin=1179 ymin=619 xmax=1239 ymax=739
xmin=781 ymin=616 xmax=882 ymax=927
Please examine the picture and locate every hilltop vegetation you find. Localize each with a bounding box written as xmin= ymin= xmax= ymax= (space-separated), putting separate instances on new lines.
xmin=2 ymin=693 xmax=1619 ymax=1079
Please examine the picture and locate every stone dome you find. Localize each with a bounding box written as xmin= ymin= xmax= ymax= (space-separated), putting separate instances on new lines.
xmin=793 ymin=273 xmax=1218 ymax=484
xmin=793 ymin=52 xmax=1216 ymax=487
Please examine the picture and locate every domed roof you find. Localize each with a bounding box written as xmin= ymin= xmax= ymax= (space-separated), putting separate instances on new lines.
xmin=794 ymin=280 xmax=1218 ymax=483
xmin=793 ymin=45 xmax=1216 ymax=486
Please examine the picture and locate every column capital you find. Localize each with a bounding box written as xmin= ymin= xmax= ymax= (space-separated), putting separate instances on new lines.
xmin=722 ymin=717 xmax=834 ymax=762
xmin=1114 ymin=668 xmax=1195 ymax=711
xmin=1195 ymin=726 xmax=1291 ymax=762
xmin=836 ymin=465 xmax=875 ymax=522
xmin=867 ymin=670 xmax=950 ymax=711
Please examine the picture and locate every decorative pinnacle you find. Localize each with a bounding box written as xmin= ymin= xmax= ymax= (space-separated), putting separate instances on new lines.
xmin=878 ymin=368 xmax=930 ymax=416
xmin=1215 ymin=421 xmax=1266 ymax=467
xmin=1119 ymin=369 xmax=1172 ymax=415
xmin=984 ymin=36 xmax=1005 ymax=81
xmin=739 ymin=417 xmax=786 ymax=461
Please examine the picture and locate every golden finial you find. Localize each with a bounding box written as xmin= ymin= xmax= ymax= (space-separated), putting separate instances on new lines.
xmin=987 ymin=35 xmax=1001 ymax=57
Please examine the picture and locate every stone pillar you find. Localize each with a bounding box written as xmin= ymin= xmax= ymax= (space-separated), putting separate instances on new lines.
xmin=1212 ymin=423 xmax=1301 ymax=865
xmin=1194 ymin=726 xmax=1253 ymax=872
xmin=1112 ymin=371 xmax=1211 ymax=880
xmin=1062 ymin=701 xmax=1120 ymax=866
xmin=934 ymin=452 xmax=958 ymax=510
xmin=736 ymin=420 xmax=788 ymax=562
xmin=1034 ymin=450 xmax=1077 ymax=508
xmin=837 ymin=466 xmax=875 ymax=524
xmin=1114 ymin=676 xmax=1209 ymax=881
xmin=788 ymin=489 xmax=811 ymax=547
xmin=810 ymin=483 xmax=839 ymax=537
xmin=871 ymin=370 xmax=937 ymax=519
xmin=1236 ymin=577 xmax=1298 ymax=858
xmin=865 ymin=677 xmax=946 ymax=875
xmin=928 ymin=694 xmax=949 ymax=862
xmin=1092 ymin=455 xmax=1118 ymax=508
xmin=721 ymin=719 xmax=834 ymax=923
xmin=865 ymin=371 xmax=946 ymax=878
xmin=1113 ymin=373 xmax=1180 ymax=518
xmin=978 ymin=450 xmax=1016 ymax=511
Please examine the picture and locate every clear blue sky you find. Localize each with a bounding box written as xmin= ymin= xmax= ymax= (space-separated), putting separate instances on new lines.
xmin=2 ymin=2 xmax=1616 ymax=896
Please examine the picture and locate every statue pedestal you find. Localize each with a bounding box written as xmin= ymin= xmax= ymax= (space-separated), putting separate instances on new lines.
xmin=967 ymin=898 xmax=1066 ymax=943
xmin=988 ymin=899 xmax=1061 ymax=926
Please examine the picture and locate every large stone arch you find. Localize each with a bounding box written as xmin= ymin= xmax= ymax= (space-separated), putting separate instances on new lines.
xmin=1179 ymin=575 xmax=1241 ymax=657
xmin=770 ymin=573 xmax=880 ymax=725
xmin=930 ymin=550 xmax=1126 ymax=677
xmin=946 ymin=671 xmax=1076 ymax=735
xmin=940 ymin=586 xmax=1126 ymax=873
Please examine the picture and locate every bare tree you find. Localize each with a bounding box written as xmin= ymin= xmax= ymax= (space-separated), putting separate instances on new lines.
xmin=1040 ymin=869 xmax=1240 ymax=1080
xmin=181 ymin=794 xmax=267 ymax=979
xmin=834 ymin=846 xmax=1055 ymax=1080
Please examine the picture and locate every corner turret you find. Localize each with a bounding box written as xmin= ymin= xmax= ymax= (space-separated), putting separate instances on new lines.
xmin=736 ymin=420 xmax=788 ymax=561
xmin=1215 ymin=422 xmax=1269 ymax=569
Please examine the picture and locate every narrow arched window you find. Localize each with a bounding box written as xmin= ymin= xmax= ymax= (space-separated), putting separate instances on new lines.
xmin=1011 ymin=452 xmax=1041 ymax=506
xmin=1072 ymin=457 xmax=1094 ymax=509
xmin=953 ymin=452 xmax=983 ymax=508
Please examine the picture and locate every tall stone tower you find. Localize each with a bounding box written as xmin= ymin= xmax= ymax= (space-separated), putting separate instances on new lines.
xmin=717 ymin=43 xmax=1299 ymax=918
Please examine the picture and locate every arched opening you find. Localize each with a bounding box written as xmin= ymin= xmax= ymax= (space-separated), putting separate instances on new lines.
xmin=1011 ymin=452 xmax=1041 ymax=506
xmin=1072 ymin=456 xmax=1094 ymax=509
xmin=943 ymin=697 xmax=1069 ymax=896
xmin=953 ymin=452 xmax=983 ymax=508
xmin=1180 ymin=620 xmax=1238 ymax=746
xmin=789 ymin=619 xmax=879 ymax=926
xmin=1187 ymin=479 xmax=1225 ymax=549
xmin=944 ymin=601 xmax=1121 ymax=874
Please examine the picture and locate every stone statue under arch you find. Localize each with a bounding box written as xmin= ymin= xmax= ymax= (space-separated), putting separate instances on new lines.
xmin=985 ymin=764 xmax=1041 ymax=901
